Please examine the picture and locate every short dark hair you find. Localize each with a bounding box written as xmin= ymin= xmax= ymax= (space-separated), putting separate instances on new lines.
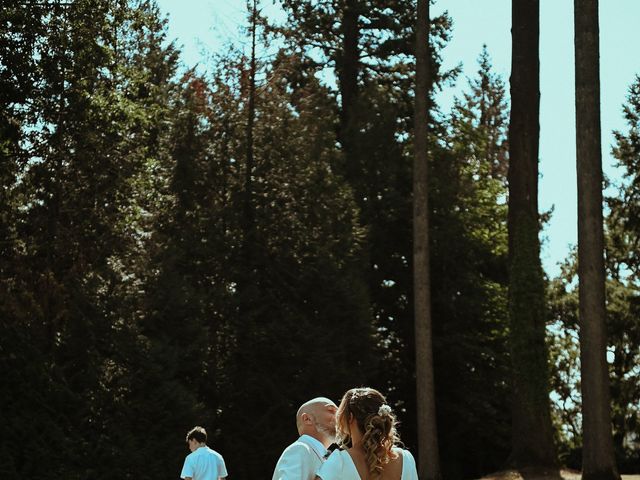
xmin=186 ymin=426 xmax=207 ymax=444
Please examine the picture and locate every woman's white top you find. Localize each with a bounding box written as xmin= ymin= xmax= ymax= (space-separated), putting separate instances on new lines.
xmin=317 ymin=448 xmax=418 ymax=480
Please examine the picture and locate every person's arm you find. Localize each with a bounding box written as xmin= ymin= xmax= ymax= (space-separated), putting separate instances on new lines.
xmin=180 ymin=455 xmax=195 ymax=480
xmin=218 ymin=452 xmax=229 ymax=480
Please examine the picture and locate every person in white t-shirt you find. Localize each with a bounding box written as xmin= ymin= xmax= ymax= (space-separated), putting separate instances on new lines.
xmin=272 ymin=397 xmax=338 ymax=480
xmin=180 ymin=426 xmax=228 ymax=480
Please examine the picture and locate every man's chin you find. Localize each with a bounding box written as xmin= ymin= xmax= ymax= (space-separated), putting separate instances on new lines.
xmin=316 ymin=426 xmax=337 ymax=440
xmin=324 ymin=427 xmax=337 ymax=437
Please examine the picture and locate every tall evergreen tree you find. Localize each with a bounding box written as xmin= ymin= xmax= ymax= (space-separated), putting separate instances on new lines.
xmin=208 ymin=47 xmax=376 ymax=478
xmin=507 ymin=0 xmax=557 ymax=469
xmin=1 ymin=1 xmax=184 ymax=477
xmin=574 ymin=2 xmax=621 ymax=478
xmin=0 ymin=9 xmax=53 ymax=475
xmin=436 ymin=48 xmax=511 ymax=478
xmin=548 ymin=251 xmax=640 ymax=472
xmin=607 ymin=75 xmax=640 ymax=470
xmin=274 ymin=0 xmax=455 ymax=417
xmin=413 ymin=0 xmax=440 ymax=479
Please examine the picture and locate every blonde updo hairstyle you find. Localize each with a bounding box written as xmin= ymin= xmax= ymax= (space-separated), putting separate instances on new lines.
xmin=336 ymin=388 xmax=401 ymax=479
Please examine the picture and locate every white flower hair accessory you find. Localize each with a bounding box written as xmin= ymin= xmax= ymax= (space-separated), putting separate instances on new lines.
xmin=378 ymin=404 xmax=392 ymax=416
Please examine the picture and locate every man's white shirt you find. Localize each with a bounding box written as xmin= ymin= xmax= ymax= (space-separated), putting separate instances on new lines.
xmin=272 ymin=435 xmax=328 ymax=480
xmin=180 ymin=445 xmax=228 ymax=480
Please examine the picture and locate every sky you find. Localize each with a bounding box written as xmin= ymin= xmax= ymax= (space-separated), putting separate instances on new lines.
xmin=154 ymin=0 xmax=640 ymax=279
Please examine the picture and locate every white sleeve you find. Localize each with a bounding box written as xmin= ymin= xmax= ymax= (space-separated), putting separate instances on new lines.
xmin=180 ymin=455 xmax=195 ymax=479
xmin=316 ymin=451 xmax=344 ymax=480
xmin=218 ymin=453 xmax=229 ymax=478
xmin=272 ymin=443 xmax=314 ymax=480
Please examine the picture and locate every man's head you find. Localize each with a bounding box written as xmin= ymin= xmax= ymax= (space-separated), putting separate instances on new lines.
xmin=295 ymin=397 xmax=337 ymax=447
xmin=185 ymin=426 xmax=207 ymax=452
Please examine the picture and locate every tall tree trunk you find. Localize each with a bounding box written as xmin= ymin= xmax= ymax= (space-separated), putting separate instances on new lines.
xmin=574 ymin=2 xmax=620 ymax=479
xmin=244 ymin=0 xmax=257 ymax=260
xmin=507 ymin=0 xmax=557 ymax=469
xmin=338 ymin=0 xmax=359 ymax=179
xmin=413 ymin=1 xmax=440 ymax=479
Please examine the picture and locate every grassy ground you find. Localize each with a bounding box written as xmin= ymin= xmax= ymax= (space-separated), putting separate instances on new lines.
xmin=479 ymin=469 xmax=640 ymax=480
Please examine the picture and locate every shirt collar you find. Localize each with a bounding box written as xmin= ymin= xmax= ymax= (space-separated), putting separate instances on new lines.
xmin=299 ymin=434 xmax=327 ymax=458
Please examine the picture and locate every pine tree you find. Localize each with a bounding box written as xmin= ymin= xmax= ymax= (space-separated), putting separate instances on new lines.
xmin=429 ymin=48 xmax=511 ymax=479
xmin=507 ymin=0 xmax=558 ymax=469
xmin=212 ymin=47 xmax=376 ymax=478
xmin=574 ymin=1 xmax=620 ymax=478
xmin=1 ymin=1 xmax=184 ymax=476
xmin=607 ymin=75 xmax=640 ymax=469
xmin=413 ymin=0 xmax=440 ymax=478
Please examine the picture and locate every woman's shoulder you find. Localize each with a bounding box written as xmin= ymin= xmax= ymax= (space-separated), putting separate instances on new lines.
xmin=394 ymin=448 xmax=418 ymax=480
xmin=326 ymin=449 xmax=351 ymax=465
xmin=391 ymin=447 xmax=415 ymax=458
xmin=396 ymin=448 xmax=415 ymax=459
xmin=317 ymin=449 xmax=352 ymax=480
xmin=393 ymin=447 xmax=413 ymax=460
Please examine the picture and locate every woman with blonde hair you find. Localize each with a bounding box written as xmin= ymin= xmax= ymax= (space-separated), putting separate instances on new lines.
xmin=316 ymin=387 xmax=418 ymax=480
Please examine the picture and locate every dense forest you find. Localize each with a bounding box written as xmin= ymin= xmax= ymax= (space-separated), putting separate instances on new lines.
xmin=0 ymin=1 xmax=638 ymax=479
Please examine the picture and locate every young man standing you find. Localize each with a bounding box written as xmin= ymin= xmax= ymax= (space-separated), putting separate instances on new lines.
xmin=180 ymin=426 xmax=228 ymax=480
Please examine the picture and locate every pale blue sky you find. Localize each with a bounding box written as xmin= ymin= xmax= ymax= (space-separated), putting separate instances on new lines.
xmin=155 ymin=0 xmax=640 ymax=278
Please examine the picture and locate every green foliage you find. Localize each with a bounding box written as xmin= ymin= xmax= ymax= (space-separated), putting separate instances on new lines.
xmin=206 ymin=50 xmax=376 ymax=478
xmin=0 ymin=1 xmax=184 ymax=477
xmin=548 ymin=78 xmax=640 ymax=469
xmin=5 ymin=2 xmax=622 ymax=479
xmin=603 ymin=74 xmax=640 ymax=471
xmin=549 ymin=256 xmax=640 ymax=472
xmin=430 ymin=49 xmax=511 ymax=478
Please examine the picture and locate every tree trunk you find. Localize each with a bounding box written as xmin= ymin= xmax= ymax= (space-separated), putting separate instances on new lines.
xmin=507 ymin=0 xmax=558 ymax=470
xmin=574 ymin=2 xmax=620 ymax=479
xmin=413 ymin=1 xmax=440 ymax=479
xmin=338 ymin=0 xmax=359 ymax=178
xmin=244 ymin=0 xmax=257 ymax=259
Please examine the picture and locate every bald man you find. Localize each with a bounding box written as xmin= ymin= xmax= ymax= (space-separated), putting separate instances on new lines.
xmin=272 ymin=397 xmax=338 ymax=480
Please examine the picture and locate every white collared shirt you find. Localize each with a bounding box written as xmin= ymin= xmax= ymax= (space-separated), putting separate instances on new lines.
xmin=299 ymin=435 xmax=327 ymax=460
xmin=272 ymin=435 xmax=328 ymax=480
xmin=180 ymin=445 xmax=228 ymax=480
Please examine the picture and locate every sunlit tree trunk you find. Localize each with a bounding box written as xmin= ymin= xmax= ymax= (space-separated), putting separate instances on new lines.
xmin=507 ymin=0 xmax=558 ymax=469
xmin=574 ymin=2 xmax=620 ymax=479
xmin=413 ymin=0 xmax=440 ymax=478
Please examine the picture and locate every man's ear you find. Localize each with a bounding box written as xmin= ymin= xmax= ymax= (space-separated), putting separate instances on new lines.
xmin=302 ymin=413 xmax=313 ymax=425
